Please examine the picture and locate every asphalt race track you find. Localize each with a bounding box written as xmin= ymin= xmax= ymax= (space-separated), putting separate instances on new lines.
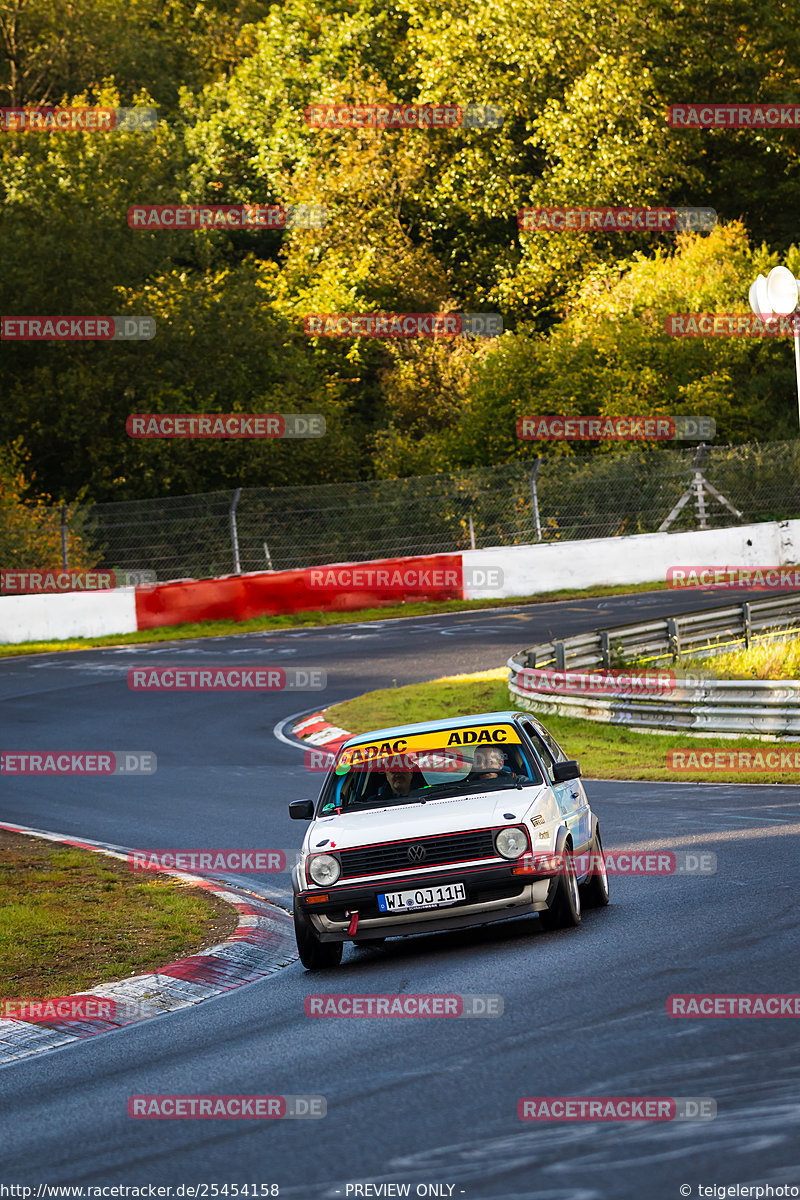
xmin=1 ymin=589 xmax=799 ymax=1199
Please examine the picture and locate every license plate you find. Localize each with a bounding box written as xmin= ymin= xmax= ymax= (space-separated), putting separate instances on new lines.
xmin=377 ymin=882 xmax=466 ymax=912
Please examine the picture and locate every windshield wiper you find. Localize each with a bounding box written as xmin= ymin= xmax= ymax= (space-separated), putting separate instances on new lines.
xmin=348 ymin=794 xmax=427 ymax=810
xmin=412 ymin=780 xmax=478 ymax=798
xmin=423 ymin=775 xmax=534 ymax=797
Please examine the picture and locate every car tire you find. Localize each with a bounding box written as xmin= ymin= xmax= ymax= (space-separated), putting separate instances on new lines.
xmin=580 ymin=827 xmax=610 ymax=909
xmin=539 ymin=843 xmax=581 ymax=931
xmin=294 ymin=903 xmax=343 ymax=969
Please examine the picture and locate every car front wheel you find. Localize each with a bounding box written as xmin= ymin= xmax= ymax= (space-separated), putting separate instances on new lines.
xmin=294 ymin=903 xmax=343 ymax=969
xmin=539 ymin=844 xmax=581 ymax=931
xmin=580 ymin=827 xmax=610 ymax=909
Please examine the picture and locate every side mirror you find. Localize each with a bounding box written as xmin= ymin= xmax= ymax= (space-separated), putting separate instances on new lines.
xmin=552 ymin=760 xmax=581 ymax=783
xmin=289 ymin=799 xmax=315 ymax=820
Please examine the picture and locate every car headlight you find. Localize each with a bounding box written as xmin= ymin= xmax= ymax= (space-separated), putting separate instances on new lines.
xmin=307 ymin=853 xmax=341 ymax=886
xmin=495 ymin=826 xmax=528 ymax=859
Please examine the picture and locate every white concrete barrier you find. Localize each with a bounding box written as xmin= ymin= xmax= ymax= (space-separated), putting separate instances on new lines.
xmin=4 ymin=516 xmax=799 ymax=644
xmin=0 ymin=588 xmax=138 ymax=644
xmin=462 ymin=519 xmax=800 ymax=599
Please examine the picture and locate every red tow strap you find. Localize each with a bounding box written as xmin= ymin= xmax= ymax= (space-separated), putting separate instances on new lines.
xmin=347 ymin=911 xmax=359 ymax=936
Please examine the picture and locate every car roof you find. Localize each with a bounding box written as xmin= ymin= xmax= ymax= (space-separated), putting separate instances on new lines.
xmin=340 ymin=710 xmax=531 ymax=748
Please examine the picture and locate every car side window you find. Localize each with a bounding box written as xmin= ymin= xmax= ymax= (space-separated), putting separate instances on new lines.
xmin=503 ymin=744 xmax=543 ymax=784
xmin=536 ymin=724 xmax=568 ymax=765
xmin=521 ymin=721 xmax=556 ymax=782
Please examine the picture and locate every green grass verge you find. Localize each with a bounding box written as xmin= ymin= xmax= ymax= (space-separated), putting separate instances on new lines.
xmin=0 ymin=829 xmax=239 ymax=996
xmin=325 ymin=669 xmax=800 ymax=785
xmin=0 ymin=579 xmax=671 ymax=658
xmin=680 ymin=635 xmax=800 ymax=680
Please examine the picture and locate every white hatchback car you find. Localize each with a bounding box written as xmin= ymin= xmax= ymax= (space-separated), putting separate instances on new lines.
xmin=289 ymin=710 xmax=609 ymax=968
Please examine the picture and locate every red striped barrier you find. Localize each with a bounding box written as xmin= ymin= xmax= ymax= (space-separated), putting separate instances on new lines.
xmin=134 ymin=554 xmax=464 ymax=631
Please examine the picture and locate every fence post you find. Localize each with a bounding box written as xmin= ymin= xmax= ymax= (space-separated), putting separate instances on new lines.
xmin=667 ymin=617 xmax=681 ymax=660
xmin=743 ymin=602 xmax=752 ymax=649
xmin=693 ymin=470 xmax=708 ymax=529
xmin=468 ymin=515 xmax=476 ymax=550
xmin=229 ymin=488 xmax=243 ymax=575
xmin=554 ymin=640 xmax=566 ymax=670
xmin=60 ymin=504 xmax=68 ymax=569
xmin=530 ymin=458 xmax=542 ymax=542
xmin=600 ymin=631 xmax=611 ymax=668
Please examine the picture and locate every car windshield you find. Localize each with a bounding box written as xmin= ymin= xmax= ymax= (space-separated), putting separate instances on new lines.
xmin=317 ymin=722 xmax=542 ymax=814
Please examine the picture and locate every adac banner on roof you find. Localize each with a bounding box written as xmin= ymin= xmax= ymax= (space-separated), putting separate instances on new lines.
xmin=336 ymin=725 xmax=522 ymax=771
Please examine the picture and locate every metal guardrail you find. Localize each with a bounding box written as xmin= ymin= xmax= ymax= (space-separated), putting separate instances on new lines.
xmin=507 ymin=594 xmax=800 ymax=738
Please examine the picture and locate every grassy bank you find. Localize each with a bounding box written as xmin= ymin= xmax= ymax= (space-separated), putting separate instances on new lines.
xmin=0 ymin=829 xmax=238 ymax=996
xmin=680 ymin=635 xmax=800 ymax=680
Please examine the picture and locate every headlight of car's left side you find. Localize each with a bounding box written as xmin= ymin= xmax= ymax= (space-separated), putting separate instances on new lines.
xmin=307 ymin=853 xmax=341 ymax=886
xmin=495 ymin=826 xmax=528 ymax=859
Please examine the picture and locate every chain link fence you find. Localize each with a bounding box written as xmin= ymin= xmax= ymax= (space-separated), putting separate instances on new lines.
xmin=60 ymin=440 xmax=800 ymax=581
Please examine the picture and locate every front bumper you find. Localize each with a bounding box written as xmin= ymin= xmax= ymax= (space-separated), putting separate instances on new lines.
xmin=295 ymin=861 xmax=556 ymax=942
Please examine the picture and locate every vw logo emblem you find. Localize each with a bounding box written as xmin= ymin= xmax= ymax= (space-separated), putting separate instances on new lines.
xmin=407 ymin=844 xmax=427 ymax=863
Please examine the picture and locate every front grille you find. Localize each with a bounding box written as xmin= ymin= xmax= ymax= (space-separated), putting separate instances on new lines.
xmin=338 ymin=828 xmax=499 ymax=879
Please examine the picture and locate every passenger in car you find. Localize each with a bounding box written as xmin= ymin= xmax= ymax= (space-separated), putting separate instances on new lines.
xmin=377 ymin=767 xmax=425 ymax=799
xmin=382 ymin=768 xmax=414 ymax=796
